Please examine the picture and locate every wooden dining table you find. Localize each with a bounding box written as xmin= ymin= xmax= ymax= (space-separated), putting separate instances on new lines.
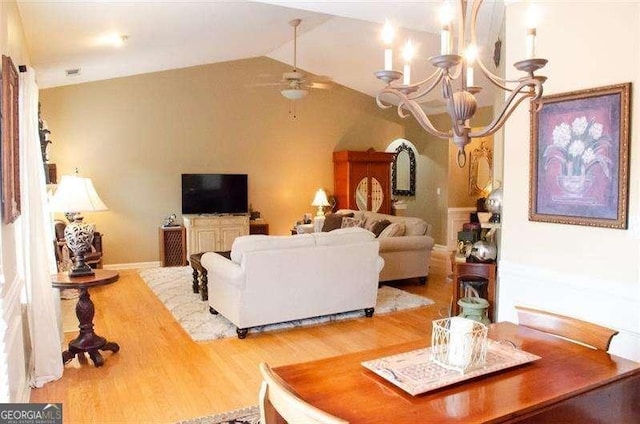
xmin=272 ymin=322 xmax=640 ymax=423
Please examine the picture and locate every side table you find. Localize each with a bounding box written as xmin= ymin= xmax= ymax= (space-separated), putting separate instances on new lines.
xmin=451 ymin=262 xmax=497 ymax=322
xmin=52 ymin=269 xmax=120 ymax=367
xmin=189 ymin=251 xmax=231 ymax=301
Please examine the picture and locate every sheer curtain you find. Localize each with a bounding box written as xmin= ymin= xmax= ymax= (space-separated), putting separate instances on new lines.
xmin=18 ymin=67 xmax=63 ymax=387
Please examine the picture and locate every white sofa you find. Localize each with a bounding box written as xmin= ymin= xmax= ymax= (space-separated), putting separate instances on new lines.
xmin=335 ymin=210 xmax=435 ymax=284
xmin=201 ymin=227 xmax=384 ymax=338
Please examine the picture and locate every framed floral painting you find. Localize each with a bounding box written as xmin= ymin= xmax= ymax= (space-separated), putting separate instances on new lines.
xmin=529 ymin=83 xmax=631 ymax=229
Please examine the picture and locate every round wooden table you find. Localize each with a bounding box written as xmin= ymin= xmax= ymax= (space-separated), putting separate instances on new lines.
xmin=52 ymin=269 xmax=120 ymax=367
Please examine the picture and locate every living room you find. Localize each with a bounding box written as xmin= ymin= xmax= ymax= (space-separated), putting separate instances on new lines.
xmin=2 ymin=1 xmax=640 ymax=422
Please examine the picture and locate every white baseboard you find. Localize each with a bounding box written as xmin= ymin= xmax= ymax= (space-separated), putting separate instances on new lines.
xmin=103 ymin=261 xmax=160 ymax=270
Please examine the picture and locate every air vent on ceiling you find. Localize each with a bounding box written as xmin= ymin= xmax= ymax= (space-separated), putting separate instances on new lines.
xmin=65 ymin=68 xmax=81 ymax=77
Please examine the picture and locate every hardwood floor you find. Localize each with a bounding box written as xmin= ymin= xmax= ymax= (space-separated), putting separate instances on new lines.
xmin=30 ymin=266 xmax=453 ymax=423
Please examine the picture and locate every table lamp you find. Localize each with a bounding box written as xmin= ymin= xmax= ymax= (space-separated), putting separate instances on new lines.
xmin=311 ymin=188 xmax=330 ymax=217
xmin=49 ymin=171 xmax=108 ymax=277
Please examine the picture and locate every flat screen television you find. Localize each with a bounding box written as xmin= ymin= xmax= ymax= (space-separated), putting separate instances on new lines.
xmin=181 ymin=174 xmax=248 ymax=215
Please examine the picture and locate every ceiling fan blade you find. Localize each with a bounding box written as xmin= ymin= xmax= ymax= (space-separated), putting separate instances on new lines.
xmin=245 ymin=82 xmax=283 ymax=88
xmin=307 ymin=82 xmax=332 ymax=90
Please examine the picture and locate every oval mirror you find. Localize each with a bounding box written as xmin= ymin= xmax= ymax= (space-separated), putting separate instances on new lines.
xmin=469 ymin=140 xmax=493 ymax=196
xmin=356 ymin=178 xmax=368 ymax=211
xmin=392 ymin=143 xmax=416 ymax=196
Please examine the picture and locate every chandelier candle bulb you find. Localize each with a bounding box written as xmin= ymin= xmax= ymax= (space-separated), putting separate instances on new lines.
xmin=526 ymin=27 xmax=536 ymax=59
xmin=466 ymin=66 xmax=474 ymax=87
xmin=402 ymin=40 xmax=414 ymax=85
xmin=441 ymin=24 xmax=452 ymax=55
xmin=382 ymin=19 xmax=394 ymax=70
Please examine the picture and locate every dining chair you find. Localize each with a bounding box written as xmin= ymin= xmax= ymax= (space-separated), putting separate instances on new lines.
xmin=515 ymin=305 xmax=619 ymax=351
xmin=259 ymin=362 xmax=349 ymax=424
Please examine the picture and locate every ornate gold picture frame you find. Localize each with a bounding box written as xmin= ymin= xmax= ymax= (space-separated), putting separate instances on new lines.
xmin=529 ymin=83 xmax=631 ymax=229
xmin=1 ymin=55 xmax=20 ymax=224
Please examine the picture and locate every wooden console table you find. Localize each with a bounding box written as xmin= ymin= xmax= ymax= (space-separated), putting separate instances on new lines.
xmin=52 ymin=270 xmax=120 ymax=367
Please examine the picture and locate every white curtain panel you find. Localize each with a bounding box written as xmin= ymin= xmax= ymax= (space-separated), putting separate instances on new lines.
xmin=18 ymin=68 xmax=63 ymax=387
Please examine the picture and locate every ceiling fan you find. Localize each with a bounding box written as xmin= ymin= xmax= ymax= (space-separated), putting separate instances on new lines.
xmin=253 ymin=18 xmax=332 ymax=100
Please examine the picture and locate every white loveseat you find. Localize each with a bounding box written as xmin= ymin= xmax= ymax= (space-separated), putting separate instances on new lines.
xmin=200 ymin=227 xmax=384 ymax=338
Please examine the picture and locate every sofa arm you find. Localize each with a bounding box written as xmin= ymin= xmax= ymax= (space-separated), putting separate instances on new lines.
xmin=201 ymin=252 xmax=245 ymax=289
xmin=378 ymin=235 xmax=434 ymax=253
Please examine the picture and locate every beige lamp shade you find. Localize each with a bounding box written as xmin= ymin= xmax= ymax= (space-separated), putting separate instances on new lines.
xmin=311 ymin=188 xmax=330 ymax=216
xmin=49 ymin=175 xmax=108 ymax=213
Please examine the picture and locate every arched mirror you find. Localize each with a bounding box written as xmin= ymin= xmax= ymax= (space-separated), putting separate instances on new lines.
xmin=392 ymin=143 xmax=416 ymax=196
xmin=469 ymin=140 xmax=493 ymax=196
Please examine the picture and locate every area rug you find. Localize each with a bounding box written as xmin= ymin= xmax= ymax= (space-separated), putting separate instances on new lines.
xmin=139 ymin=266 xmax=433 ymax=342
xmin=177 ymin=406 xmax=260 ymax=424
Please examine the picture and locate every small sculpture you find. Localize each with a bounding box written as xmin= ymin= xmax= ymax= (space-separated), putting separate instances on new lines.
xmin=162 ymin=213 xmax=177 ymax=227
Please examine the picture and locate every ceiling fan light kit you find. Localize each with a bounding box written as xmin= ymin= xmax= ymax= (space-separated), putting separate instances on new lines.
xmin=281 ymin=88 xmax=309 ymax=100
xmin=374 ymin=0 xmax=548 ymax=167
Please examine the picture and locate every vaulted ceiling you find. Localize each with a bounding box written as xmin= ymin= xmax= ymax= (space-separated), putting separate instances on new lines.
xmin=18 ymin=1 xmax=505 ymax=109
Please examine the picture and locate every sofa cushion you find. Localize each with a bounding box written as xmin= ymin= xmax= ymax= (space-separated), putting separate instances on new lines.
xmin=313 ymin=227 xmax=375 ymax=246
xmin=366 ymin=219 xmax=391 ymax=237
xmin=230 ymin=234 xmax=315 ymax=263
xmin=341 ymin=216 xmax=364 ymax=228
xmin=322 ymin=212 xmax=354 ymax=232
xmin=378 ymin=222 xmax=406 ymax=238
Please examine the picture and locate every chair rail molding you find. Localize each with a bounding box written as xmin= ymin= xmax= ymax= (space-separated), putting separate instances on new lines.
xmin=497 ymin=259 xmax=640 ymax=362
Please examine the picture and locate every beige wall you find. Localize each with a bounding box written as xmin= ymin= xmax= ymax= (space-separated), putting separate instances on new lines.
xmin=499 ymin=2 xmax=640 ymax=359
xmin=41 ymin=57 xmax=411 ymax=264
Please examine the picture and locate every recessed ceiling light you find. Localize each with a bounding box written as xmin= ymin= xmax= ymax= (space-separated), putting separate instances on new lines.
xmin=98 ymin=33 xmax=129 ymax=47
xmin=65 ymin=68 xmax=81 ymax=77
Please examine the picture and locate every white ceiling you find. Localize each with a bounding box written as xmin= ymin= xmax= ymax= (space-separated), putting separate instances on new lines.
xmin=17 ymin=0 xmax=505 ymax=108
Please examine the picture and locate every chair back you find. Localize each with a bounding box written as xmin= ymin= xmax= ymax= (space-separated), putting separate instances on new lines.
xmin=515 ymin=305 xmax=618 ymax=351
xmin=259 ymin=362 xmax=348 ymax=424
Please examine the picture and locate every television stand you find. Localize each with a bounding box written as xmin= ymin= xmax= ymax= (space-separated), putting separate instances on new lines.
xmin=183 ymin=214 xmax=249 ymax=257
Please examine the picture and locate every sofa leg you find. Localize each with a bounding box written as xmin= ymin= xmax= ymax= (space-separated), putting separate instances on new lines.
xmin=365 ymin=308 xmax=375 ymax=318
xmin=209 ymin=306 xmax=219 ymax=315
xmin=419 ymin=276 xmax=428 ymax=286
xmin=236 ymin=328 xmax=248 ymax=339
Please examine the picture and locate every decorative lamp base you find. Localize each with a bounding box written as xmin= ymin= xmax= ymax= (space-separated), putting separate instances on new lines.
xmin=68 ymin=257 xmax=95 ymax=277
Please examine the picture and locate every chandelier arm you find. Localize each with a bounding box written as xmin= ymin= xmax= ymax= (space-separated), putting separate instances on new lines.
xmin=403 ymin=68 xmax=444 ymax=92
xmin=375 ymin=92 xmax=394 ymax=109
xmin=406 ymin=70 xmax=446 ymax=100
xmin=469 ymin=81 xmax=539 ymax=138
xmin=397 ymin=97 xmax=451 ymax=138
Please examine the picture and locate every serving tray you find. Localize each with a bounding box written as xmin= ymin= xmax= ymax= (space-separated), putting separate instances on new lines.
xmin=361 ymin=339 xmax=540 ymax=396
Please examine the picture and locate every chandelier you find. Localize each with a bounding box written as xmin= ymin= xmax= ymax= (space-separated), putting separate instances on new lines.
xmin=374 ymin=0 xmax=547 ymax=167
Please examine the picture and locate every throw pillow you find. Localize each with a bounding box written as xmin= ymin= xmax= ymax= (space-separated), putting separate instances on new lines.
xmin=378 ymin=222 xmax=406 ymax=238
xmin=322 ymin=212 xmax=354 ymax=232
xmin=370 ymin=219 xmax=391 ymax=237
xmin=341 ymin=217 xmax=365 ymax=229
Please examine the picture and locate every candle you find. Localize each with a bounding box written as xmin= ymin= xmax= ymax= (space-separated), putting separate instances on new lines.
xmin=448 ymin=317 xmax=474 ymax=367
xmin=466 ymin=66 xmax=474 ymax=87
xmin=465 ymin=45 xmax=477 ymax=87
xmin=441 ymin=24 xmax=451 ymax=55
xmin=526 ymin=28 xmax=536 ymax=59
xmin=526 ymin=3 xmax=538 ymax=59
xmin=382 ymin=19 xmax=394 ymax=70
xmin=439 ymin=3 xmax=453 ymax=55
xmin=402 ymin=40 xmax=414 ymax=85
